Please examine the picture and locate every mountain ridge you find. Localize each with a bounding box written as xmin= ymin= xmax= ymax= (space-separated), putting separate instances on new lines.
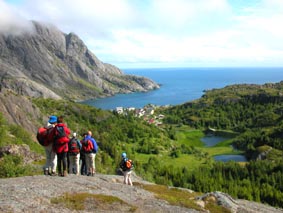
xmin=0 ymin=20 xmax=159 ymax=101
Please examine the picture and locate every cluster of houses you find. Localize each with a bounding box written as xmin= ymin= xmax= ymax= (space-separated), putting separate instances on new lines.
xmin=115 ymin=105 xmax=165 ymax=126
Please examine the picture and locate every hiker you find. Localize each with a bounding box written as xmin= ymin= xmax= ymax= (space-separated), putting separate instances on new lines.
xmin=119 ymin=152 xmax=133 ymax=186
xmin=42 ymin=115 xmax=57 ymax=176
xmin=68 ymin=132 xmax=82 ymax=175
xmin=82 ymin=130 xmax=98 ymax=176
xmin=80 ymin=133 xmax=87 ymax=175
xmin=52 ymin=116 xmax=71 ymax=177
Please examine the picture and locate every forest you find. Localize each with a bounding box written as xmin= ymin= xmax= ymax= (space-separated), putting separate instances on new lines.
xmin=0 ymin=82 xmax=283 ymax=207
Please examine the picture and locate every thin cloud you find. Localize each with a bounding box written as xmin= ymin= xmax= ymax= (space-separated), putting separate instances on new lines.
xmin=0 ymin=0 xmax=34 ymax=35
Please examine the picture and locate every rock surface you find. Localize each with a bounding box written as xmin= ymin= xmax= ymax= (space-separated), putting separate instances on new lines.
xmin=0 ymin=21 xmax=159 ymax=101
xmin=0 ymin=174 xmax=282 ymax=213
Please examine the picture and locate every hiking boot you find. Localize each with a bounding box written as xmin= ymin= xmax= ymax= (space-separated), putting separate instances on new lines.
xmin=63 ymin=170 xmax=68 ymax=177
xmin=50 ymin=172 xmax=57 ymax=176
xmin=44 ymin=170 xmax=49 ymax=175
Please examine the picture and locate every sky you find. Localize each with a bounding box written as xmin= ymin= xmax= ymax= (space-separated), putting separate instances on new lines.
xmin=1 ymin=0 xmax=283 ymax=69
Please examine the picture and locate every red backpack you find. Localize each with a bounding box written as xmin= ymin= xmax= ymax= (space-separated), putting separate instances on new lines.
xmin=82 ymin=139 xmax=93 ymax=153
xmin=69 ymin=138 xmax=80 ymax=154
xmin=36 ymin=127 xmax=53 ymax=146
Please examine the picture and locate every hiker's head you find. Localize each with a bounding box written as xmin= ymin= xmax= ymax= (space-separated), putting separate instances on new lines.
xmin=48 ymin=115 xmax=57 ymax=124
xmin=121 ymin=152 xmax=127 ymax=158
xmin=57 ymin=116 xmax=64 ymax=123
xmin=73 ymin=132 xmax=77 ymax=137
xmin=88 ymin=130 xmax=92 ymax=136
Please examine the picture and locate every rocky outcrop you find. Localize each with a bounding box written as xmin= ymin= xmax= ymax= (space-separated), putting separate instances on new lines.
xmin=0 ymin=144 xmax=43 ymax=164
xmin=0 ymin=174 xmax=282 ymax=213
xmin=0 ymin=21 xmax=159 ymax=101
xmin=196 ymin=191 xmax=282 ymax=213
xmin=0 ymin=91 xmax=45 ymax=133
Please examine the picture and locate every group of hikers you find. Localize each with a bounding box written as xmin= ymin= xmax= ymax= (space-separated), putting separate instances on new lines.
xmin=38 ymin=115 xmax=133 ymax=185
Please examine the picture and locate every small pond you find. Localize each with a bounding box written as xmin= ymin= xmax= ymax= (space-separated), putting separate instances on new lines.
xmin=200 ymin=136 xmax=229 ymax=147
xmin=201 ymin=135 xmax=247 ymax=162
xmin=214 ymin=155 xmax=247 ymax=162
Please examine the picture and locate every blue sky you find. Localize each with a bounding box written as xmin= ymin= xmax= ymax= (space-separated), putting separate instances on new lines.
xmin=1 ymin=0 xmax=283 ymax=68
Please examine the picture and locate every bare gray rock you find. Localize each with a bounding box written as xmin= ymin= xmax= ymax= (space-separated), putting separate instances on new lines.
xmin=197 ymin=191 xmax=283 ymax=213
xmin=0 ymin=174 xmax=282 ymax=213
xmin=0 ymin=21 xmax=160 ymax=101
xmin=0 ymin=174 xmax=198 ymax=213
xmin=0 ymin=144 xmax=43 ymax=164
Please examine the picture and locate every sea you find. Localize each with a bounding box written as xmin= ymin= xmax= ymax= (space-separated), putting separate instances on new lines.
xmin=82 ymin=67 xmax=283 ymax=110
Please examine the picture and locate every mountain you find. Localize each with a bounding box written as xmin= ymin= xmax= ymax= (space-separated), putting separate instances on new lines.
xmin=0 ymin=21 xmax=159 ymax=101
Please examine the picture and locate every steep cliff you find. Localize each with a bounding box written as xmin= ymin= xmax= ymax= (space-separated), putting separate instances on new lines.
xmin=0 ymin=21 xmax=159 ymax=101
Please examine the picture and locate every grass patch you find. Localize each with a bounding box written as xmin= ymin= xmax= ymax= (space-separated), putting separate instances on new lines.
xmin=204 ymin=197 xmax=232 ymax=213
xmin=139 ymin=183 xmax=231 ymax=212
xmin=175 ymin=129 xmax=204 ymax=147
xmin=139 ymin=183 xmax=202 ymax=211
xmin=51 ymin=192 xmax=137 ymax=212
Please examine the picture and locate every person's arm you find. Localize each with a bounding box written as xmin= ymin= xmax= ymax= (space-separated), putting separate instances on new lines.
xmin=77 ymin=139 xmax=82 ymax=150
xmin=92 ymin=138 xmax=98 ymax=153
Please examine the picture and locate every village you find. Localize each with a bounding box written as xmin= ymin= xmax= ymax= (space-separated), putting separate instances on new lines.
xmin=115 ymin=104 xmax=166 ymax=126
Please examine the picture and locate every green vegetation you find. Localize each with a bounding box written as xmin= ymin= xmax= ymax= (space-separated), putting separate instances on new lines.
xmin=1 ymin=82 xmax=283 ymax=208
xmin=138 ymin=183 xmax=230 ymax=213
xmin=0 ymin=154 xmax=38 ymax=177
xmin=51 ymin=192 xmax=136 ymax=212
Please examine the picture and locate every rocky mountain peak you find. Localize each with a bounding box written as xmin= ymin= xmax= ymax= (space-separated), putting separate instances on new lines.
xmin=0 ymin=21 xmax=159 ymax=101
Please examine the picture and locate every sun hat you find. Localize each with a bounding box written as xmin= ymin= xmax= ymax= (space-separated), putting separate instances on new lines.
xmin=121 ymin=152 xmax=127 ymax=158
xmin=48 ymin=115 xmax=57 ymax=124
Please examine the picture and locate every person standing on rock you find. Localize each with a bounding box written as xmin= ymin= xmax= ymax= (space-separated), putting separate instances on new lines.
xmin=43 ymin=115 xmax=58 ymax=176
xmin=52 ymin=116 xmax=71 ymax=177
xmin=119 ymin=152 xmax=133 ymax=186
xmin=80 ymin=132 xmax=88 ymax=175
xmin=68 ymin=132 xmax=81 ymax=175
xmin=82 ymin=130 xmax=98 ymax=176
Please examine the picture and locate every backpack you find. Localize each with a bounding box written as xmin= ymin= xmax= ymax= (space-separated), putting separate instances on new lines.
xmin=53 ymin=125 xmax=66 ymax=142
xmin=82 ymin=139 xmax=93 ymax=153
xmin=69 ymin=138 xmax=80 ymax=154
xmin=122 ymin=158 xmax=133 ymax=171
xmin=36 ymin=127 xmax=53 ymax=146
xmin=124 ymin=158 xmax=133 ymax=170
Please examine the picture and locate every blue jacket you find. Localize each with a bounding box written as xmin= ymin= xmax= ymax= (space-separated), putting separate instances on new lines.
xmin=85 ymin=135 xmax=98 ymax=153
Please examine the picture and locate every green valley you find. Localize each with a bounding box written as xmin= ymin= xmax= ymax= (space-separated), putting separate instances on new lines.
xmin=0 ymin=82 xmax=283 ymax=207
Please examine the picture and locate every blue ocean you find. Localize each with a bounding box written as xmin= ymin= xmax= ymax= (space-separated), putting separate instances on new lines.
xmin=82 ymin=67 xmax=283 ymax=110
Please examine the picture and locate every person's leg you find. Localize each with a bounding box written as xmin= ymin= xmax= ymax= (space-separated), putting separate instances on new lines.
xmin=90 ymin=153 xmax=95 ymax=175
xmin=85 ymin=153 xmax=90 ymax=175
xmin=62 ymin=152 xmax=68 ymax=176
xmin=75 ymin=153 xmax=80 ymax=175
xmin=83 ymin=158 xmax=87 ymax=175
xmin=123 ymin=171 xmax=128 ymax=184
xmin=68 ymin=154 xmax=74 ymax=174
xmin=50 ymin=149 xmax=57 ymax=175
xmin=57 ymin=153 xmax=62 ymax=176
xmin=43 ymin=146 xmax=51 ymax=175
xmin=128 ymin=171 xmax=133 ymax=186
